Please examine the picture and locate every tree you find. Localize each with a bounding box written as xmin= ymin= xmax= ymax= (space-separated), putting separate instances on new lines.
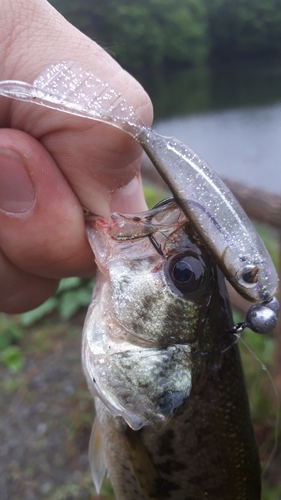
xmin=206 ymin=0 xmax=281 ymax=60
xmin=50 ymin=0 xmax=208 ymax=72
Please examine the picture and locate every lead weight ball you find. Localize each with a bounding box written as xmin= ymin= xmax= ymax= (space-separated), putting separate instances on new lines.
xmin=246 ymin=304 xmax=278 ymax=334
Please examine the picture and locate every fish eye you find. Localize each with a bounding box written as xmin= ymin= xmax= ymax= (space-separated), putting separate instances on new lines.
xmin=169 ymin=254 xmax=206 ymax=296
xmin=173 ymin=260 xmax=193 ymax=283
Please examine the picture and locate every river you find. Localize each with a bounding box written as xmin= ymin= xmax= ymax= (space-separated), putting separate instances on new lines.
xmin=140 ymin=61 xmax=281 ymax=194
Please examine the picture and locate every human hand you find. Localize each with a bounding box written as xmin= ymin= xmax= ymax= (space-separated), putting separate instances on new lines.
xmin=0 ymin=0 xmax=153 ymax=313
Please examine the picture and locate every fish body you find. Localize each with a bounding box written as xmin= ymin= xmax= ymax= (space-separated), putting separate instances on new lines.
xmin=83 ymin=200 xmax=261 ymax=499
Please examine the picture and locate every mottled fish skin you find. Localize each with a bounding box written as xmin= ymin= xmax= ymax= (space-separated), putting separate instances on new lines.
xmin=83 ymin=200 xmax=261 ymax=500
xmin=95 ymin=342 xmax=260 ymax=500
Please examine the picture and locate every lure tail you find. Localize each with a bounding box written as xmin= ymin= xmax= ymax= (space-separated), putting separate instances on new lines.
xmin=0 ymin=60 xmax=144 ymax=137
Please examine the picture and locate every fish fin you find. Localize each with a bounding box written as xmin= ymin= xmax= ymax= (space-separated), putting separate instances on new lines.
xmin=89 ymin=416 xmax=107 ymax=494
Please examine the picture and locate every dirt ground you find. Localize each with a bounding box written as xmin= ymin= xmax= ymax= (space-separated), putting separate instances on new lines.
xmin=0 ymin=313 xmax=114 ymax=500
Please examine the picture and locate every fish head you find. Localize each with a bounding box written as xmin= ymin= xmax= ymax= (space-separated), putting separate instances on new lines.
xmin=83 ymin=199 xmax=234 ymax=430
xmin=86 ymin=199 xmax=219 ymax=345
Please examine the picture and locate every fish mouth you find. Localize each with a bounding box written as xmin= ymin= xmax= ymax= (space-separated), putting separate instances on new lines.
xmin=85 ymin=198 xmax=187 ymax=240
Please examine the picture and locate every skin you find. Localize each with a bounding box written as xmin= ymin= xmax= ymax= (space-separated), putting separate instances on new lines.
xmin=0 ymin=0 xmax=153 ymax=314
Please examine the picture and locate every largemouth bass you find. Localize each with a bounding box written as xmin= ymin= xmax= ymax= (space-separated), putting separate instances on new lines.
xmin=0 ymin=62 xmax=278 ymax=498
xmin=83 ymin=199 xmax=261 ymax=499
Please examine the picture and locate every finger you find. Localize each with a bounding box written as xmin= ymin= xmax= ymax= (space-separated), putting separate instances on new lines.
xmin=0 ymin=0 xmax=153 ymax=215
xmin=0 ymin=128 xmax=96 ymax=279
xmin=0 ymin=250 xmax=59 ymax=314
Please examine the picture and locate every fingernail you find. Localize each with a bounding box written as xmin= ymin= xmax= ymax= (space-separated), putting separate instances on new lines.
xmin=110 ymin=175 xmax=147 ymax=213
xmin=0 ymin=148 xmax=35 ymax=214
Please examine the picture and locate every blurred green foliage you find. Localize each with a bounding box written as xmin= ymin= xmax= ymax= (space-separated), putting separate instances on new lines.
xmin=51 ymin=0 xmax=207 ymax=71
xmin=143 ymin=183 xmax=166 ymax=208
xmin=50 ymin=0 xmax=281 ymax=74
xmin=206 ymin=0 xmax=281 ymax=61
xmin=20 ymin=277 xmax=94 ymax=327
xmin=0 ymin=315 xmax=25 ymax=371
xmin=0 ymin=279 xmax=93 ymax=371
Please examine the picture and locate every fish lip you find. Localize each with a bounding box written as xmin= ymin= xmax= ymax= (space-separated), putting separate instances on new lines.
xmin=85 ymin=213 xmax=110 ymax=234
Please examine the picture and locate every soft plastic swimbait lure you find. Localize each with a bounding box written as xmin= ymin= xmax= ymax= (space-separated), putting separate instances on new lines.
xmin=0 ymin=61 xmax=278 ymax=332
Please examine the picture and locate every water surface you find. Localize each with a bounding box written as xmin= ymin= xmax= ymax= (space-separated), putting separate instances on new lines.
xmin=141 ymin=62 xmax=281 ymax=193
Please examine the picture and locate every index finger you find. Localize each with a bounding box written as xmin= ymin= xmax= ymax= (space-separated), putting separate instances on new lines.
xmin=0 ymin=0 xmax=153 ymax=215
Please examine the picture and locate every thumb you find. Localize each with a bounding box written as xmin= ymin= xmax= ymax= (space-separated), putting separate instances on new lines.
xmin=0 ymin=128 xmax=95 ymax=280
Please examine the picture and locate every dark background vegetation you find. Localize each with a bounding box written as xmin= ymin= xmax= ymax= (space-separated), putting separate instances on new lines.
xmin=50 ymin=0 xmax=281 ymax=73
xmin=1 ymin=1 xmax=281 ymax=499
